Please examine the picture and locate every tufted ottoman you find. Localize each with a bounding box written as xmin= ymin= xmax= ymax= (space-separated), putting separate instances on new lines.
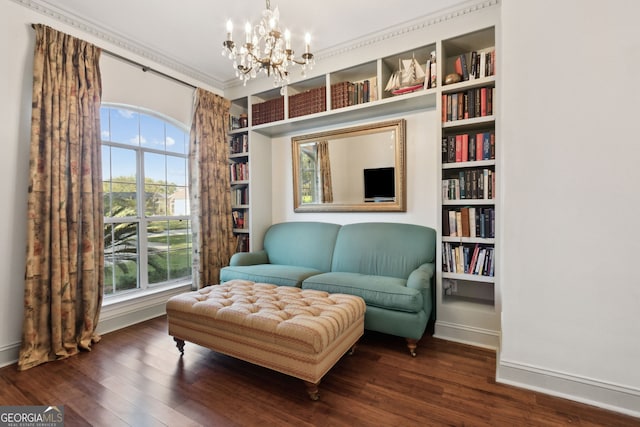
xmin=166 ymin=279 xmax=366 ymax=400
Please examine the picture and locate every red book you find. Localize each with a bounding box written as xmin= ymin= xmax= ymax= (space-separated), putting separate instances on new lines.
xmin=442 ymin=94 xmax=447 ymax=122
xmin=461 ymin=133 xmax=468 ymax=162
xmin=476 ymin=133 xmax=484 ymax=160
xmin=455 ymin=134 xmax=463 ymax=162
xmin=481 ymin=87 xmax=487 ymax=116
xmin=454 ymin=57 xmax=463 ymax=76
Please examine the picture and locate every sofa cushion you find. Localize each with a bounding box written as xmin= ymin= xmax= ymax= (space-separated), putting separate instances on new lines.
xmin=220 ymin=264 xmax=323 ymax=288
xmin=264 ymin=222 xmax=341 ymax=272
xmin=331 ymin=222 xmax=436 ymax=279
xmin=302 ymin=272 xmax=423 ymax=313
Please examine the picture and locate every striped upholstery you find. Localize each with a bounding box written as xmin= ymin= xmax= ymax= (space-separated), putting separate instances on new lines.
xmin=166 ymin=279 xmax=365 ymax=385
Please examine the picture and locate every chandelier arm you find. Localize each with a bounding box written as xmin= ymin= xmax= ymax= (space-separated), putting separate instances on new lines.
xmin=223 ymin=0 xmax=313 ymax=87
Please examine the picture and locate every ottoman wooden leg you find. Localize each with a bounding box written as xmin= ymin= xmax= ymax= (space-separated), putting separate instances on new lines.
xmin=304 ymin=381 xmax=320 ymax=401
xmin=347 ymin=343 xmax=358 ymax=356
xmin=174 ymin=337 xmax=185 ymax=355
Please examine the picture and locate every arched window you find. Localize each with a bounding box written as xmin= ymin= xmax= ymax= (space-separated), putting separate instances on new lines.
xmin=100 ymin=104 xmax=191 ymax=296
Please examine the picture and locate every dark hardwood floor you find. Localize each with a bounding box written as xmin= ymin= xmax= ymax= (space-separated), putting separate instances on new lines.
xmin=1 ymin=316 xmax=637 ymax=426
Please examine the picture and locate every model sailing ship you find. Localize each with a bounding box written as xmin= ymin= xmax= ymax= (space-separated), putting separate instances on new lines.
xmin=385 ymin=51 xmax=436 ymax=95
xmin=385 ymin=54 xmax=425 ymax=95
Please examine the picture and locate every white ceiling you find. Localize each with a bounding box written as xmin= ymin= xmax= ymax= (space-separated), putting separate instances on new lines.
xmin=27 ymin=0 xmax=470 ymax=89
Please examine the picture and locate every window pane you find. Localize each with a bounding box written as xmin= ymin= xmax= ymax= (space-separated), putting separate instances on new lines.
xmin=109 ymin=108 xmax=140 ymax=145
xmin=170 ymin=186 xmax=189 ymax=215
xmin=147 ymin=221 xmax=169 ymax=284
xmin=168 ymin=220 xmax=191 ymax=280
xmin=110 ymin=182 xmax=137 ymax=217
xmin=104 ymin=222 xmax=139 ymax=292
xmin=145 ymin=152 xmax=166 ymax=184
xmin=166 ymin=123 xmax=187 ymax=154
xmin=102 ymin=146 xmax=113 ymax=216
xmin=140 ymin=113 xmax=166 ymax=150
xmin=100 ymin=108 xmax=111 ymax=141
xmin=167 ymin=155 xmax=186 ymax=186
xmin=110 ymin=146 xmax=137 ymax=182
xmin=102 ymin=146 xmax=112 ymax=181
xmin=145 ymin=184 xmax=167 ymax=217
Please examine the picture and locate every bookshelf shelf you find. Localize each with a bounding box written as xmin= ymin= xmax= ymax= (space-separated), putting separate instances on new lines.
xmin=442 ymin=199 xmax=495 ymax=206
xmin=436 ymin=25 xmax=500 ymax=349
xmin=442 ymin=159 xmax=495 ymax=169
xmin=442 ymin=272 xmax=495 ymax=284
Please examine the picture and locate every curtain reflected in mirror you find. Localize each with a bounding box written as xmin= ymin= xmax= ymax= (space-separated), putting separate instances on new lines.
xmin=292 ymin=119 xmax=406 ymax=212
xmin=318 ymin=141 xmax=333 ymax=203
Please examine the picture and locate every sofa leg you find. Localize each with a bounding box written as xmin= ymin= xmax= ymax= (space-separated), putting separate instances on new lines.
xmin=173 ymin=337 xmax=185 ymax=355
xmin=406 ymin=338 xmax=417 ymax=357
xmin=304 ymin=381 xmax=320 ymax=401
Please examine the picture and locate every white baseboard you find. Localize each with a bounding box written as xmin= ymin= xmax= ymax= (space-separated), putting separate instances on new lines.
xmin=497 ymin=359 xmax=640 ymax=419
xmin=96 ymin=284 xmax=191 ymax=335
xmin=0 ymin=341 xmax=21 ymax=369
xmin=0 ymin=284 xmax=191 ymax=369
xmin=433 ymin=320 xmax=500 ymax=350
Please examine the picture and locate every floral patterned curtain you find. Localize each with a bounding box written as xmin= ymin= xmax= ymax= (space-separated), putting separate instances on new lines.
xmin=318 ymin=140 xmax=333 ymax=203
xmin=189 ymin=88 xmax=234 ymax=289
xmin=19 ymin=25 xmax=104 ymax=371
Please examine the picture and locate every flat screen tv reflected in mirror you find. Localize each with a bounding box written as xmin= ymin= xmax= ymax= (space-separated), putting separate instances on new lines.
xmin=364 ymin=167 xmax=395 ymax=202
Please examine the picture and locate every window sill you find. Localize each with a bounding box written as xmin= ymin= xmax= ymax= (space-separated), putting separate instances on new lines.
xmin=97 ymin=281 xmax=192 ymax=335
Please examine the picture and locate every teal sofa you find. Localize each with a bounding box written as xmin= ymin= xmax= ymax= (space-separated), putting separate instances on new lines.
xmin=220 ymin=221 xmax=436 ymax=356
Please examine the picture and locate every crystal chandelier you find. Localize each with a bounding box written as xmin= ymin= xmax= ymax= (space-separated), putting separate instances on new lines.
xmin=222 ymin=0 xmax=315 ymax=88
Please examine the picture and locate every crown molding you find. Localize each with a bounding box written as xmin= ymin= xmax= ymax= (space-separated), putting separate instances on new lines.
xmin=223 ymin=0 xmax=499 ymax=89
xmin=316 ymin=0 xmax=499 ymax=62
xmin=12 ymin=0 xmax=498 ymax=91
xmin=10 ymin=0 xmax=224 ymax=89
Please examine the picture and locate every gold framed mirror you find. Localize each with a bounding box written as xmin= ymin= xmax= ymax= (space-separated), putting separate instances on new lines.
xmin=292 ymin=119 xmax=406 ymax=212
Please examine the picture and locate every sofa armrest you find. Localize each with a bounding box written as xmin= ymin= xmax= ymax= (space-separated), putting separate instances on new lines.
xmin=406 ymin=263 xmax=435 ymax=290
xmin=229 ymin=250 xmax=268 ymax=266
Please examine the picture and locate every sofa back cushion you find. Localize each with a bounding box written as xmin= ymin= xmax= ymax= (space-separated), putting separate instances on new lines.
xmin=264 ymin=222 xmax=341 ymax=272
xmin=331 ymin=222 xmax=436 ymax=279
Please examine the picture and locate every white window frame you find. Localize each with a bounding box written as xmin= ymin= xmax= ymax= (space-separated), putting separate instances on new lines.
xmin=101 ymin=103 xmax=192 ymax=300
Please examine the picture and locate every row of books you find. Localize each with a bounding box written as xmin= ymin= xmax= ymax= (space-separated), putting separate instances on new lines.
xmin=231 ymin=210 xmax=246 ymax=229
xmin=442 ymin=131 xmax=495 ymax=163
xmin=331 ymin=78 xmax=378 ymax=110
xmin=252 ymin=97 xmax=284 ymax=126
xmin=453 ymin=48 xmax=496 ymax=81
xmin=229 ymin=162 xmax=249 ymax=182
xmin=443 ymin=206 xmax=495 ymax=238
xmin=230 ymin=133 xmax=248 ymax=155
xmin=442 ymin=242 xmax=495 ymax=277
xmin=231 ymin=187 xmax=249 ymax=205
xmin=443 ymin=86 xmax=494 ymax=122
xmin=289 ymin=86 xmax=327 ymax=119
xmin=443 ymin=168 xmax=495 ymax=201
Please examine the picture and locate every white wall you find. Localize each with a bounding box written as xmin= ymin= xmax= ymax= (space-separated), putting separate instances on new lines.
xmin=271 ymin=111 xmax=439 ymax=227
xmin=0 ymin=1 xmax=202 ymax=366
xmin=498 ymin=0 xmax=640 ymax=417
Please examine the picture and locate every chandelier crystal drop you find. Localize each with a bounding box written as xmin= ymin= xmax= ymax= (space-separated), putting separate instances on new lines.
xmin=222 ymin=0 xmax=315 ymax=89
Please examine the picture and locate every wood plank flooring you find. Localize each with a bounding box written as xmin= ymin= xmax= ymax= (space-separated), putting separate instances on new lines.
xmin=1 ymin=316 xmax=638 ymax=426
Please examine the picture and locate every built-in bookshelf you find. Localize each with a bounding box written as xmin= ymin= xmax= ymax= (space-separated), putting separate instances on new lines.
xmin=224 ymin=11 xmax=500 ymax=349
xmin=228 ymin=114 xmax=250 ymax=252
xmin=436 ymin=26 xmax=499 ymax=349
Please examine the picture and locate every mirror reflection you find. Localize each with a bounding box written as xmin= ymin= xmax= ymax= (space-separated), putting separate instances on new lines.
xmin=292 ymin=119 xmax=406 ymax=212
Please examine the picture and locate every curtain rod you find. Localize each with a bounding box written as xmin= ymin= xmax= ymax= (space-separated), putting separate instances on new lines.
xmin=31 ymin=23 xmax=197 ymax=90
